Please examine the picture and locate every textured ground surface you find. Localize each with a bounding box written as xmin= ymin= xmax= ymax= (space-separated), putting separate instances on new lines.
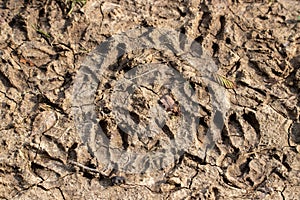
xmin=0 ymin=0 xmax=300 ymax=199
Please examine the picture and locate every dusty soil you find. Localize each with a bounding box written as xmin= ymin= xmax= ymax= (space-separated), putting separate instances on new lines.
xmin=1 ymin=0 xmax=300 ymax=199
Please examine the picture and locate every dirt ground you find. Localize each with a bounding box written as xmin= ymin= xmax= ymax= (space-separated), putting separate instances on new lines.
xmin=0 ymin=0 xmax=300 ymax=199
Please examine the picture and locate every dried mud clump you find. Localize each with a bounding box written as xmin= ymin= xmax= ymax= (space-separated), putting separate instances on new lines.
xmin=0 ymin=0 xmax=300 ymax=199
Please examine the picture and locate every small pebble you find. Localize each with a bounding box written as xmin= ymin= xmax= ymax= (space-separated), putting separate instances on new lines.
xmin=32 ymin=111 xmax=57 ymax=135
xmin=111 ymin=176 xmax=126 ymax=185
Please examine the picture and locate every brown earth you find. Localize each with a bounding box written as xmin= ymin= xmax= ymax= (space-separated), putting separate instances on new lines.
xmin=0 ymin=0 xmax=300 ymax=199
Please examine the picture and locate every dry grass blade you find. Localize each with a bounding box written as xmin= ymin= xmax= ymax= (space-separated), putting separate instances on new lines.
xmin=212 ymin=73 xmax=236 ymax=89
xmin=32 ymin=25 xmax=51 ymax=38
xmin=66 ymin=0 xmax=87 ymax=15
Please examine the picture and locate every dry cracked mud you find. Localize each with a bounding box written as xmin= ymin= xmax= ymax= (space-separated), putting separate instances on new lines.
xmin=0 ymin=0 xmax=300 ymax=199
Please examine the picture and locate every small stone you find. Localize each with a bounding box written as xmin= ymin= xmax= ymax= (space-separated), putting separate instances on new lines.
xmin=296 ymin=145 xmax=300 ymax=154
xmin=111 ymin=176 xmax=126 ymax=185
xmin=32 ymin=111 xmax=57 ymax=135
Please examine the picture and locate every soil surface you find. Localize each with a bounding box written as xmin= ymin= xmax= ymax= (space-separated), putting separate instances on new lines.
xmin=1 ymin=0 xmax=300 ymax=199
